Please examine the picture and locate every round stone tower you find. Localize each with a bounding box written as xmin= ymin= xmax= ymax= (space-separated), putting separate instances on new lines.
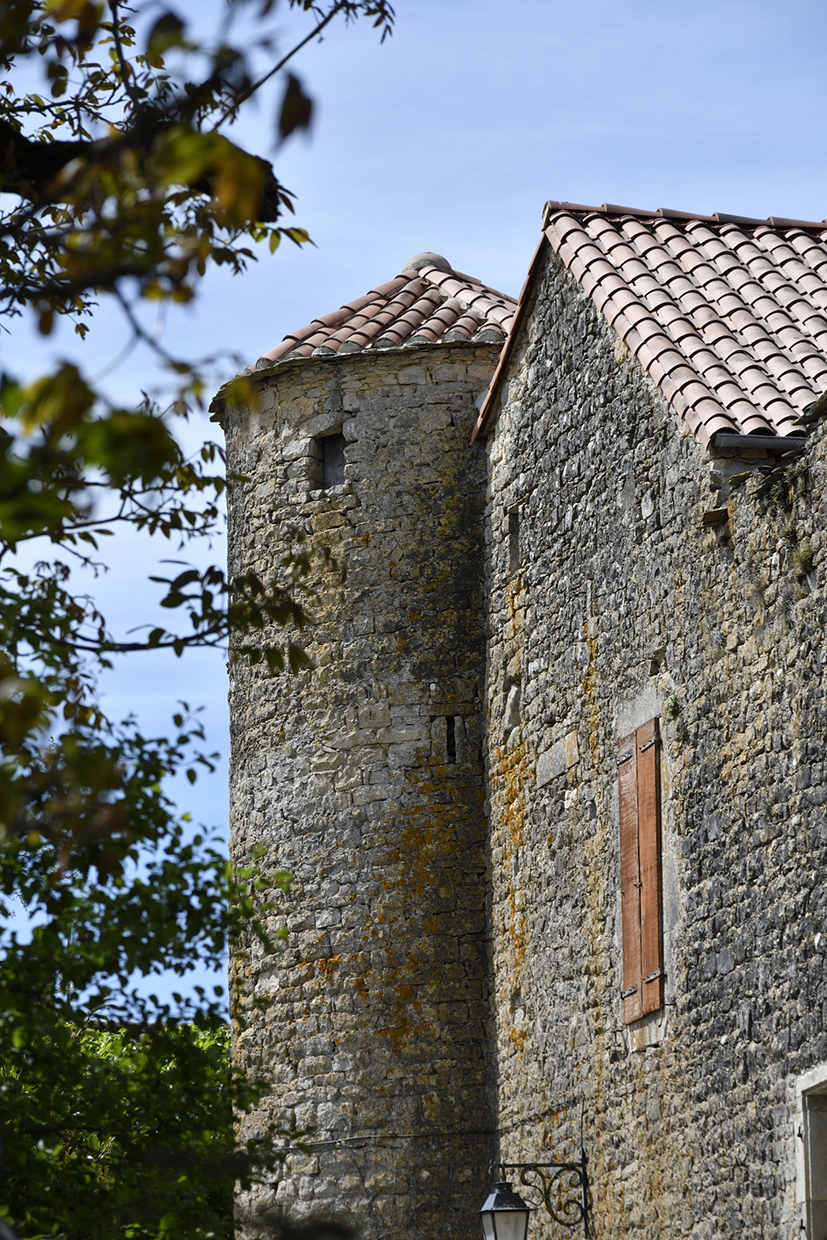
xmin=213 ymin=256 xmax=516 ymax=1240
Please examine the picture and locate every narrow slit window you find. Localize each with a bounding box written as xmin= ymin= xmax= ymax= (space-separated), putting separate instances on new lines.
xmin=322 ymin=432 xmax=346 ymax=489
xmin=446 ymin=716 xmax=456 ymax=763
xmin=508 ymin=510 xmax=520 ymax=575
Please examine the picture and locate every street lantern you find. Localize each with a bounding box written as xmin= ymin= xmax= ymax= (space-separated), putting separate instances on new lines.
xmin=479 ymin=1181 xmax=531 ymax=1240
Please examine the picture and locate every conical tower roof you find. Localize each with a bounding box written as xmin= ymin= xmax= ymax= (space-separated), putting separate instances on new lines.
xmin=250 ymin=253 xmax=517 ymax=370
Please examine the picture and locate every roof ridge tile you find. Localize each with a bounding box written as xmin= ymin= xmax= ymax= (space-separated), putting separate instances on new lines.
xmin=544 ymin=199 xmax=827 ymax=234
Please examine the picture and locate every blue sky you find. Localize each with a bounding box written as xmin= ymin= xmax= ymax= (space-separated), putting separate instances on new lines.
xmin=5 ymin=0 xmax=827 ymax=998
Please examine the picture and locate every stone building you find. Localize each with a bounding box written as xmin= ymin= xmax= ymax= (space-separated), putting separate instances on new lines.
xmin=213 ymin=205 xmax=827 ymax=1240
xmin=214 ymin=255 xmax=517 ymax=1240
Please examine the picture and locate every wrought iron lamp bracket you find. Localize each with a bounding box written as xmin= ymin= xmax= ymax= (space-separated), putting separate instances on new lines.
xmin=498 ymin=1150 xmax=589 ymax=1238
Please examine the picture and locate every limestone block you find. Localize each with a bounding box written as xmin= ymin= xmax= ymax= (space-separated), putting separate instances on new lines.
xmin=310 ymin=749 xmax=341 ymax=772
xmin=357 ymin=701 xmax=391 ymax=728
xmin=537 ymin=730 xmax=579 ymax=786
xmin=375 ymin=724 xmax=428 ymax=745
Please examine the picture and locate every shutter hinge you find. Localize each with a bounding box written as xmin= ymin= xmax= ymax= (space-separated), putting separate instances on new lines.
xmin=618 ymin=751 xmax=633 ymax=765
xmin=621 ymin=984 xmax=638 ymax=999
xmin=644 ymin=968 xmax=663 ymax=984
xmin=639 ymin=738 xmax=656 ymax=752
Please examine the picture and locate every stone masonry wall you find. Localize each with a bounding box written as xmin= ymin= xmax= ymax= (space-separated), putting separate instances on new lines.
xmin=220 ymin=343 xmax=500 ymax=1240
xmin=484 ymin=245 xmax=827 ymax=1239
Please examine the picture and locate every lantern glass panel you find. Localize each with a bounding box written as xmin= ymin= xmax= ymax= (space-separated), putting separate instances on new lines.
xmin=481 ymin=1214 xmax=497 ymax=1240
xmin=494 ymin=1210 xmax=529 ymax=1240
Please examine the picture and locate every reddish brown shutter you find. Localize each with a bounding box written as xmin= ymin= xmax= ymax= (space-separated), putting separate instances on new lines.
xmin=618 ymin=718 xmax=663 ymax=1025
xmin=618 ymin=729 xmax=642 ymax=1024
xmin=636 ymin=718 xmax=664 ymax=1016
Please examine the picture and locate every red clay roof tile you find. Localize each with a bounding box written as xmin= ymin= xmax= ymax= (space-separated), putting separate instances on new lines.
xmin=473 ymin=325 xmax=507 ymax=343
xmin=253 ymin=263 xmax=517 ymax=368
xmin=474 ymin=201 xmax=827 ymax=442
xmin=554 ymin=206 xmax=827 ymax=438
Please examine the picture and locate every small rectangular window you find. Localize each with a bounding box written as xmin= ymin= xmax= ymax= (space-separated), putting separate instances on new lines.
xmin=322 ymin=432 xmax=346 ymax=489
xmin=618 ymin=717 xmax=664 ymax=1024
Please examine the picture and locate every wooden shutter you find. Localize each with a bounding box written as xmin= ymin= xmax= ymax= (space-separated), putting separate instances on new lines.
xmin=618 ymin=718 xmax=663 ymax=1025
xmin=618 ymin=729 xmax=642 ymax=1023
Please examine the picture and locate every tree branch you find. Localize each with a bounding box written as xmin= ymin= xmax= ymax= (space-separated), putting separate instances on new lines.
xmin=214 ymin=1 xmax=346 ymax=126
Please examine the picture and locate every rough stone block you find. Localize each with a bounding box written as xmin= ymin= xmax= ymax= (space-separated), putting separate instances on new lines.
xmin=537 ymin=731 xmax=579 ymax=787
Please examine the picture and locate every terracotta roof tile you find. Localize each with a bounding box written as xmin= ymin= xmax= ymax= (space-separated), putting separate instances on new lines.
xmin=473 ymin=201 xmax=827 ymax=443
xmin=443 ymin=313 xmax=479 ymax=342
xmin=253 ymin=262 xmax=517 ymax=370
xmin=554 ymin=205 xmax=827 ymax=440
xmin=410 ymin=300 xmax=463 ymax=343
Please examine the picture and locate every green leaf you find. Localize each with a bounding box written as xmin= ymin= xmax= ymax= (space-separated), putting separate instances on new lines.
xmin=145 ymin=11 xmax=185 ymax=68
xmin=278 ymin=73 xmax=313 ymax=140
xmin=0 ymin=375 xmax=24 ymax=420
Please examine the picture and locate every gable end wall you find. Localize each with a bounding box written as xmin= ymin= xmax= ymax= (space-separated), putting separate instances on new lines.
xmin=484 ymin=245 xmax=827 ymax=1240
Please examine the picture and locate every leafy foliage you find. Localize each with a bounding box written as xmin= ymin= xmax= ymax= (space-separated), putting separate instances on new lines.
xmin=0 ymin=701 xmax=295 ymax=1239
xmin=4 ymin=1014 xmax=245 ymax=1239
xmin=0 ymin=0 xmax=394 ymax=1236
